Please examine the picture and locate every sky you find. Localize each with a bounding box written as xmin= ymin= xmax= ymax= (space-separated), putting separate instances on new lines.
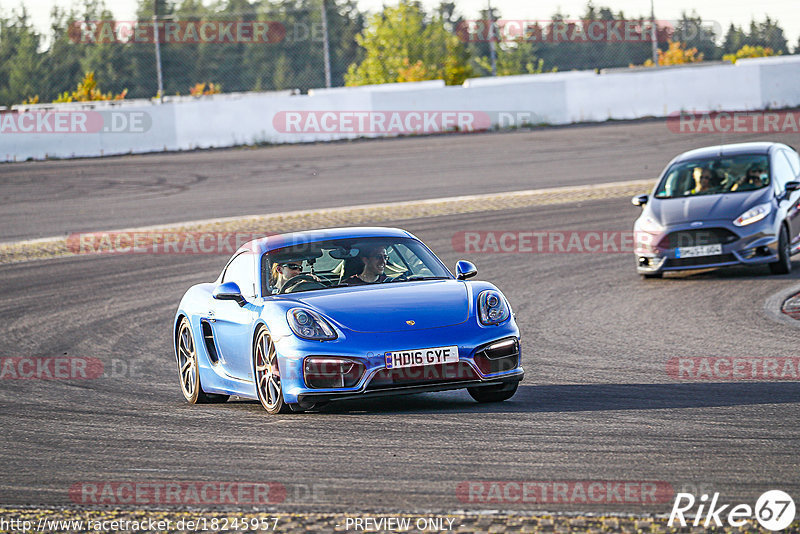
xmin=6 ymin=0 xmax=800 ymax=48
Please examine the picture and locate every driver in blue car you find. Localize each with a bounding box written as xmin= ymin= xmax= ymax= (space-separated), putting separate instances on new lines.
xmin=346 ymin=245 xmax=389 ymax=285
xmin=271 ymin=261 xmax=303 ymax=293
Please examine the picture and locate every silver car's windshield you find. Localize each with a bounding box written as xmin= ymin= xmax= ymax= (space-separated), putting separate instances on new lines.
xmin=654 ymin=155 xmax=770 ymax=199
xmin=262 ymin=237 xmax=452 ymax=294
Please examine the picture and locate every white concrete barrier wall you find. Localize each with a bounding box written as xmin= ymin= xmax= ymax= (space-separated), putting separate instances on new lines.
xmin=2 ymin=54 xmax=799 ymax=162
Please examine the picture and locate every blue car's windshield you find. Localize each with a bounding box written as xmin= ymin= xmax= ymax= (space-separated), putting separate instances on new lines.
xmin=263 ymin=237 xmax=452 ymax=294
xmin=654 ymin=154 xmax=770 ymax=199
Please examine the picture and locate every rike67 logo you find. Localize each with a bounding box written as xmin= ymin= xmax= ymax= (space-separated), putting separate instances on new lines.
xmin=669 ymin=490 xmax=796 ymax=531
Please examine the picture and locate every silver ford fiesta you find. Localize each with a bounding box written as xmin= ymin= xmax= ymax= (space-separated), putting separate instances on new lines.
xmin=632 ymin=142 xmax=800 ymax=277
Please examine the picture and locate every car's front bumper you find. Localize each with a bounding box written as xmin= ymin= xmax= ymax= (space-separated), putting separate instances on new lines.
xmin=272 ymin=321 xmax=523 ymax=405
xmin=634 ymin=218 xmax=779 ymax=274
xmin=294 ymin=371 xmax=523 ymax=408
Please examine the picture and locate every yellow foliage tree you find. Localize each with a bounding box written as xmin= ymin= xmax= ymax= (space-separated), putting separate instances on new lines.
xmin=723 ymin=45 xmax=776 ymax=64
xmin=642 ymin=41 xmax=703 ymax=67
xmin=396 ymin=58 xmax=429 ymax=82
xmin=189 ymin=82 xmax=222 ymax=96
xmin=55 ymin=72 xmax=127 ymax=103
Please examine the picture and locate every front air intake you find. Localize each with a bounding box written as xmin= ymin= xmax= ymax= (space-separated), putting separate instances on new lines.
xmin=474 ymin=338 xmax=520 ymax=375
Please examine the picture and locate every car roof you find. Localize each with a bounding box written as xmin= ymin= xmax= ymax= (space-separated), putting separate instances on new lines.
xmin=238 ymin=227 xmax=417 ymax=255
xmin=673 ymin=142 xmax=786 ymax=163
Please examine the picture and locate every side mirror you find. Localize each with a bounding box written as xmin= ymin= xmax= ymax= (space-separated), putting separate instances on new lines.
xmin=213 ymin=281 xmax=246 ymax=306
xmin=631 ymin=194 xmax=649 ymax=207
xmin=455 ymin=260 xmax=477 ymax=280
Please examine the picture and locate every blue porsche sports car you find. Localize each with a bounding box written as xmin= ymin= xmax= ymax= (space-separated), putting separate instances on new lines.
xmin=173 ymin=227 xmax=523 ymax=413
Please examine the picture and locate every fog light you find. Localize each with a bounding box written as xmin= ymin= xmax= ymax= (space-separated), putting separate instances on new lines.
xmin=303 ymin=357 xmax=364 ymax=389
xmin=741 ymin=248 xmax=757 ymax=259
xmin=474 ymin=338 xmax=520 ymax=375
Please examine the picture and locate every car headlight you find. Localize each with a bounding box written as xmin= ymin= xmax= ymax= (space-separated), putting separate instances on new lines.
xmin=287 ymin=308 xmax=337 ymax=340
xmin=637 ymin=215 xmax=663 ymax=234
xmin=478 ymin=290 xmax=510 ymax=325
xmin=733 ymin=202 xmax=772 ymax=227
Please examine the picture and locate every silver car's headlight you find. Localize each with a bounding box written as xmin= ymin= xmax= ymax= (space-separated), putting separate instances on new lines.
xmin=287 ymin=308 xmax=337 ymax=340
xmin=478 ymin=290 xmax=510 ymax=325
xmin=733 ymin=202 xmax=772 ymax=227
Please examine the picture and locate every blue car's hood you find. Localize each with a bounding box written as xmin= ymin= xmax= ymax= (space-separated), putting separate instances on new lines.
xmin=286 ymin=280 xmax=470 ymax=333
xmin=651 ymin=189 xmax=771 ymax=226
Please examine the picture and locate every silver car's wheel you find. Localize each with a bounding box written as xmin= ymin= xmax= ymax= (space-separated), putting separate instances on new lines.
xmin=254 ymin=328 xmax=290 ymax=414
xmin=176 ymin=318 xmax=228 ymax=404
xmin=769 ymin=225 xmax=792 ymax=275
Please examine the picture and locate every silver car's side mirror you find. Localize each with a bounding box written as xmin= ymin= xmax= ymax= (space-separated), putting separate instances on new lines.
xmin=455 ymin=260 xmax=477 ymax=280
xmin=632 ymin=194 xmax=648 ymax=207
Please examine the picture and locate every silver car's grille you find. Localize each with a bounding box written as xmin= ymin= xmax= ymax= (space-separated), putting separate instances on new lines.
xmin=659 ymin=228 xmax=739 ymax=249
xmin=664 ymin=254 xmax=737 ymax=268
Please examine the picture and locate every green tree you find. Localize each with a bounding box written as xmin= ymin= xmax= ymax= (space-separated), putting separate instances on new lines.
xmin=722 ymin=23 xmax=746 ymax=55
xmin=671 ymin=11 xmax=719 ymax=60
xmin=476 ymin=38 xmax=547 ymax=76
xmin=746 ymin=16 xmax=788 ymax=53
xmin=0 ymin=9 xmax=44 ymax=106
xmin=78 ymin=1 xmax=134 ymax=97
xmin=345 ymin=0 xmax=471 ymax=86
xmin=535 ymin=5 xmax=655 ymax=72
xmin=39 ymin=7 xmax=87 ymax=102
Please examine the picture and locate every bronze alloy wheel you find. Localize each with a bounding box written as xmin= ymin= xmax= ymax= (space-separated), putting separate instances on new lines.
xmin=254 ymin=328 xmax=290 ymax=414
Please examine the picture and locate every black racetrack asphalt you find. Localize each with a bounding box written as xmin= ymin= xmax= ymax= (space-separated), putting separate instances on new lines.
xmin=0 ymin=120 xmax=798 ymax=514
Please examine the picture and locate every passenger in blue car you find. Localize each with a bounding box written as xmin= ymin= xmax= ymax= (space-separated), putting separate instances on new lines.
xmin=345 ymin=245 xmax=389 ymax=285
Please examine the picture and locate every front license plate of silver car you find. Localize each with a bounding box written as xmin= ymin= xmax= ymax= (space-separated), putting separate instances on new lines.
xmin=676 ymin=244 xmax=722 ymax=258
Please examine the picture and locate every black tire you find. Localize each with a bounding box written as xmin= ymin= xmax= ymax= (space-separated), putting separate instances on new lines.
xmin=642 ymin=272 xmax=663 ymax=279
xmin=253 ymin=327 xmax=293 ymax=414
xmin=769 ymin=225 xmax=792 ymax=275
xmin=467 ymin=381 xmax=519 ymax=403
xmin=176 ymin=317 xmax=229 ymax=404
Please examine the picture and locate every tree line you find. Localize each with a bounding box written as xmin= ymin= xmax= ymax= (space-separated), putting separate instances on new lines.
xmin=0 ymin=0 xmax=797 ymax=107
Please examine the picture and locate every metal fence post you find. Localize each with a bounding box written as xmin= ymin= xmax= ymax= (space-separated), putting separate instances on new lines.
xmin=488 ymin=0 xmax=497 ymax=76
xmin=153 ymin=12 xmax=164 ymax=101
xmin=321 ymin=0 xmax=332 ymax=88
xmin=650 ymin=0 xmax=659 ymax=66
